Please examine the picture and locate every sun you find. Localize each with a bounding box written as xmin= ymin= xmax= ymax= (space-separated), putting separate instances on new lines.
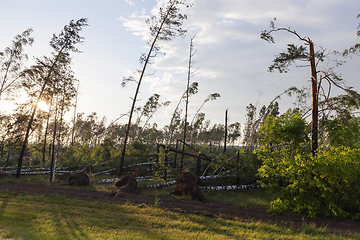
xmin=37 ymin=100 xmax=49 ymax=112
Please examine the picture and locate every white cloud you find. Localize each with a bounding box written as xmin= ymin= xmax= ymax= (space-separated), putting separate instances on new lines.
xmin=117 ymin=0 xmax=360 ymax=126
xmin=124 ymin=0 xmax=135 ymax=6
xmin=146 ymin=72 xmax=182 ymax=96
xmin=117 ymin=12 xmax=150 ymax=40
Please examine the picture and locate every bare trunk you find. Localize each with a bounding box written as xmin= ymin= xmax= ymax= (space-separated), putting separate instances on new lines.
xmin=224 ymin=109 xmax=228 ymax=153
xmin=180 ymin=37 xmax=194 ymax=172
xmin=49 ymin=101 xmax=59 ymax=183
xmin=6 ymin=144 xmax=10 ymax=166
xmin=52 ymin=87 xmax=66 ymax=183
xmin=308 ymin=39 xmax=318 ymax=155
xmin=42 ymin=96 xmax=54 ymax=164
xmin=71 ymin=81 xmax=79 ymax=146
xmin=52 ymin=112 xmax=63 ymax=183
xmin=42 ymin=116 xmax=50 ymax=164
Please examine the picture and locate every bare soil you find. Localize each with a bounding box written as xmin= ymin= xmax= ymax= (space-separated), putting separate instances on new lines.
xmin=0 ymin=182 xmax=359 ymax=234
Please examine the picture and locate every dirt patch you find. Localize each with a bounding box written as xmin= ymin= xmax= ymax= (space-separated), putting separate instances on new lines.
xmin=0 ymin=182 xmax=359 ymax=234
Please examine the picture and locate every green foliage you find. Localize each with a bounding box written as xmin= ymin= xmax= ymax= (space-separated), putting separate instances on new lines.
xmin=256 ymin=112 xmax=360 ymax=219
xmin=343 ymin=14 xmax=360 ymax=56
xmin=59 ymin=140 xmax=120 ymax=167
xmin=93 ymin=138 xmax=118 ymax=161
xmin=265 ymin=147 xmax=360 ymax=219
xmin=60 ymin=143 xmax=91 ymax=166
xmin=27 ymin=145 xmax=43 ymax=166
xmin=127 ymin=140 xmax=150 ymax=156
xmin=325 ymin=118 xmax=360 ymax=148
xmin=154 ymin=146 xmax=169 ymax=183
xmin=227 ymin=122 xmax=241 ymax=145
xmin=268 ymin=44 xmax=308 ymax=73
xmin=257 ymin=110 xmax=308 ymax=149
xmin=0 ymin=28 xmax=34 ymax=99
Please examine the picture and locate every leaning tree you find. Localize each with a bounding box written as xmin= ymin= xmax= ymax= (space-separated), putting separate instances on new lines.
xmin=16 ymin=18 xmax=88 ymax=178
xmin=119 ymin=0 xmax=191 ymax=176
xmin=0 ymin=29 xmax=34 ymax=100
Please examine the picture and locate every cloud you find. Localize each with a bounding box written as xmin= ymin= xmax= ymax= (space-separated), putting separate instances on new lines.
xmin=146 ymin=72 xmax=183 ymax=97
xmin=124 ymin=0 xmax=135 ymax=6
xmin=118 ymin=0 xmax=360 ymax=126
xmin=117 ymin=11 xmax=150 ymax=40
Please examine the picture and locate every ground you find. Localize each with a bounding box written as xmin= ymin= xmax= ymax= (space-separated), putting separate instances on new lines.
xmin=0 ymin=182 xmax=359 ymax=234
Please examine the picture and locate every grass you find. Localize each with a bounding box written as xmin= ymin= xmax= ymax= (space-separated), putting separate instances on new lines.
xmin=205 ymin=188 xmax=274 ymax=209
xmin=0 ymin=174 xmax=51 ymax=185
xmin=1 ymin=191 xmax=359 ymax=240
xmin=0 ymin=174 xmax=274 ymax=208
xmin=142 ymin=184 xmax=274 ymax=209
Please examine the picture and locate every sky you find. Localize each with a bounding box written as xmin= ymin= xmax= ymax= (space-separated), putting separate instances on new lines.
xmin=1 ymin=0 xmax=359 ymax=129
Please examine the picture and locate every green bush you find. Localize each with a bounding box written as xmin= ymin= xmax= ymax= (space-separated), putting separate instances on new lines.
xmin=325 ymin=117 xmax=360 ymax=148
xmin=256 ymin=111 xmax=360 ymax=219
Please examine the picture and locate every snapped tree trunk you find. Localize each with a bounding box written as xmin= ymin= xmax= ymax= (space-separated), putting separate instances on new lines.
xmin=224 ymin=109 xmax=228 ymax=153
xmin=180 ymin=36 xmax=195 ymax=172
xmin=308 ymin=39 xmax=318 ymax=155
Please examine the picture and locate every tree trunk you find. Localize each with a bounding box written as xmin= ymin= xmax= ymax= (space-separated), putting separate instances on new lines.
xmin=71 ymin=81 xmax=79 ymax=146
xmin=42 ymin=95 xmax=54 ymax=164
xmin=49 ymin=106 xmax=58 ymax=183
xmin=224 ymin=109 xmax=228 ymax=153
xmin=180 ymin=37 xmax=194 ymax=172
xmin=6 ymin=144 xmax=10 ymax=166
xmin=308 ymin=39 xmax=318 ymax=155
xmin=52 ymin=111 xmax=63 ymax=183
xmin=42 ymin=117 xmax=50 ymax=164
xmin=119 ymin=4 xmax=174 ymax=177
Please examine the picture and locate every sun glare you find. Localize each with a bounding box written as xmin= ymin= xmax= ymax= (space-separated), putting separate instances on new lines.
xmin=37 ymin=101 xmax=49 ymax=112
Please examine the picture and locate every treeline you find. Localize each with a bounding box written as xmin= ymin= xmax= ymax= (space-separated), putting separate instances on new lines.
xmin=0 ymin=105 xmax=242 ymax=166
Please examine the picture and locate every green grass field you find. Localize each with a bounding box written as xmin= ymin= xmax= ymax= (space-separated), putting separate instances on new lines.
xmin=0 ymin=190 xmax=359 ymax=240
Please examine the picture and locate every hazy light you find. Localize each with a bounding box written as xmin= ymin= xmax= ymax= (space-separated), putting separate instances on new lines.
xmin=37 ymin=101 xmax=49 ymax=112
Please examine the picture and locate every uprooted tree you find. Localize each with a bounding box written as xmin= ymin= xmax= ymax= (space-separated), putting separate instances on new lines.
xmin=119 ymin=0 xmax=191 ymax=176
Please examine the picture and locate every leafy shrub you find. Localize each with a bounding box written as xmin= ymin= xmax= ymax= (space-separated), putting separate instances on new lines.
xmin=325 ymin=117 xmax=360 ymax=148
xmin=256 ymin=111 xmax=360 ymax=219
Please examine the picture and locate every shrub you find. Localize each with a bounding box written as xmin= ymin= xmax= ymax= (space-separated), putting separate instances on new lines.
xmin=256 ymin=111 xmax=360 ymax=219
